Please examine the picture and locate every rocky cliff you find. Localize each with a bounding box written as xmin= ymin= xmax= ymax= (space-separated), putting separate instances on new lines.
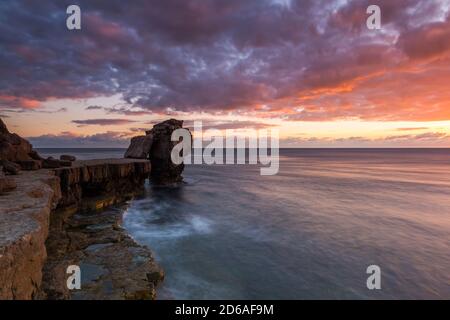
xmin=53 ymin=159 xmax=151 ymax=210
xmin=0 ymin=118 xmax=42 ymax=171
xmin=0 ymin=170 xmax=61 ymax=299
xmin=125 ymin=119 xmax=190 ymax=184
xmin=0 ymin=118 xmax=186 ymax=300
xmin=0 ymin=160 xmax=159 ymax=300
xmin=39 ymin=159 xmax=163 ymax=299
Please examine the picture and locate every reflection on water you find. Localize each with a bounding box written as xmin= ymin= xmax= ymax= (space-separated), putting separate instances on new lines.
xmin=40 ymin=148 xmax=450 ymax=299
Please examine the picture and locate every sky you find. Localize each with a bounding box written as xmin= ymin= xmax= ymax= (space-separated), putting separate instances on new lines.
xmin=1 ymin=0 xmax=450 ymax=147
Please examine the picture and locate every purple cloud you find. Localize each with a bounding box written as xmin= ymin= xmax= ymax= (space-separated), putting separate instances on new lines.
xmin=72 ymin=118 xmax=137 ymax=126
xmin=0 ymin=0 xmax=449 ymax=121
xmin=28 ymin=131 xmax=130 ymax=148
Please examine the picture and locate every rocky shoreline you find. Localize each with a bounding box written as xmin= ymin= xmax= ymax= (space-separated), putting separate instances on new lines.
xmin=0 ymin=170 xmax=60 ymax=299
xmin=0 ymin=119 xmax=188 ymax=300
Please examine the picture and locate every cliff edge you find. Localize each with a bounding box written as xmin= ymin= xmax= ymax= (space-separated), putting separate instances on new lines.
xmin=0 ymin=118 xmax=187 ymax=300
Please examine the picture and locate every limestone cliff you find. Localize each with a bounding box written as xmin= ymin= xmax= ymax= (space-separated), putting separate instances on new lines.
xmin=52 ymin=159 xmax=151 ymax=209
xmin=0 ymin=171 xmax=61 ymax=299
xmin=0 ymin=118 xmax=42 ymax=171
xmin=0 ymin=119 xmax=186 ymax=300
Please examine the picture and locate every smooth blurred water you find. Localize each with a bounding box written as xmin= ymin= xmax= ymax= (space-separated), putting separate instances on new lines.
xmin=38 ymin=148 xmax=450 ymax=299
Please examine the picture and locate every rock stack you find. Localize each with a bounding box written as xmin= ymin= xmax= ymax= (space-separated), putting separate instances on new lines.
xmin=124 ymin=119 xmax=190 ymax=184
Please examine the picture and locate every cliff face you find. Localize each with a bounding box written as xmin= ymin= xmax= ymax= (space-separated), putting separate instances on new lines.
xmin=0 ymin=118 xmax=42 ymax=171
xmin=52 ymin=159 xmax=151 ymax=209
xmin=0 ymin=171 xmax=61 ymax=299
xmin=38 ymin=159 xmax=163 ymax=299
xmin=0 ymin=160 xmax=157 ymax=300
xmin=0 ymin=119 xmax=185 ymax=300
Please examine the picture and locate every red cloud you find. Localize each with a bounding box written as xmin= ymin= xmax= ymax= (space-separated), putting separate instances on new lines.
xmin=1 ymin=0 xmax=450 ymax=123
xmin=398 ymin=17 xmax=450 ymax=61
xmin=0 ymin=95 xmax=41 ymax=109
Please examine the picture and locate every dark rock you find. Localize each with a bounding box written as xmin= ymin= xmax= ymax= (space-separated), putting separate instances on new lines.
xmin=0 ymin=169 xmax=16 ymax=193
xmin=124 ymin=135 xmax=153 ymax=159
xmin=41 ymin=195 xmax=162 ymax=299
xmin=125 ymin=119 xmax=190 ymax=184
xmin=52 ymin=159 xmax=151 ymax=209
xmin=0 ymin=119 xmax=9 ymax=134
xmin=0 ymin=119 xmax=33 ymax=161
xmin=147 ymin=119 xmax=190 ymax=184
xmin=0 ymin=118 xmax=43 ymax=169
xmin=29 ymin=150 xmax=43 ymax=161
xmin=16 ymin=160 xmax=42 ymax=171
xmin=42 ymin=157 xmax=71 ymax=168
xmin=1 ymin=159 xmax=21 ymax=175
xmin=60 ymin=155 xmax=76 ymax=162
xmin=145 ymin=119 xmax=183 ymax=135
xmin=43 ymin=157 xmax=61 ymax=169
xmin=59 ymin=160 xmax=72 ymax=167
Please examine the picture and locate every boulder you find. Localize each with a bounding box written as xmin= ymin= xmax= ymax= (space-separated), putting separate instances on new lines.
xmin=43 ymin=157 xmax=73 ymax=169
xmin=59 ymin=160 xmax=72 ymax=167
xmin=60 ymin=155 xmax=76 ymax=162
xmin=43 ymin=157 xmax=61 ymax=169
xmin=1 ymin=159 xmax=21 ymax=175
xmin=124 ymin=135 xmax=153 ymax=159
xmin=15 ymin=160 xmax=42 ymax=171
xmin=0 ymin=118 xmax=43 ymax=170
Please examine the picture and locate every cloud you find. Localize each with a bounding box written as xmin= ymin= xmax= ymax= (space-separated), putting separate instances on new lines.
xmin=0 ymin=95 xmax=41 ymax=109
xmin=185 ymin=120 xmax=275 ymax=130
xmin=0 ymin=0 xmax=449 ymax=122
xmin=281 ymin=131 xmax=450 ymax=147
xmin=71 ymin=118 xmax=137 ymax=126
xmin=104 ymin=106 xmax=153 ymax=116
xmin=129 ymin=127 xmax=149 ymax=133
xmin=398 ymin=15 xmax=450 ymax=61
xmin=86 ymin=105 xmax=104 ymax=110
xmin=27 ymin=131 xmax=130 ymax=148
xmin=396 ymin=127 xmax=429 ymax=131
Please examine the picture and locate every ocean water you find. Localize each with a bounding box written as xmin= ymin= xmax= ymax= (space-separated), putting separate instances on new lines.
xmin=37 ymin=148 xmax=450 ymax=299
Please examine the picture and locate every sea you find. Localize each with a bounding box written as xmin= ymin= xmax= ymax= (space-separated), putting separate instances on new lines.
xmin=37 ymin=148 xmax=450 ymax=299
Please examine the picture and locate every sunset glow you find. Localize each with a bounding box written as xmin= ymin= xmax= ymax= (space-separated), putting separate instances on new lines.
xmin=1 ymin=0 xmax=450 ymax=147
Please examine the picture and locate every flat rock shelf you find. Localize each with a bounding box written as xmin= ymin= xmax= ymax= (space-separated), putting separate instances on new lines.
xmin=0 ymin=159 xmax=163 ymax=300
